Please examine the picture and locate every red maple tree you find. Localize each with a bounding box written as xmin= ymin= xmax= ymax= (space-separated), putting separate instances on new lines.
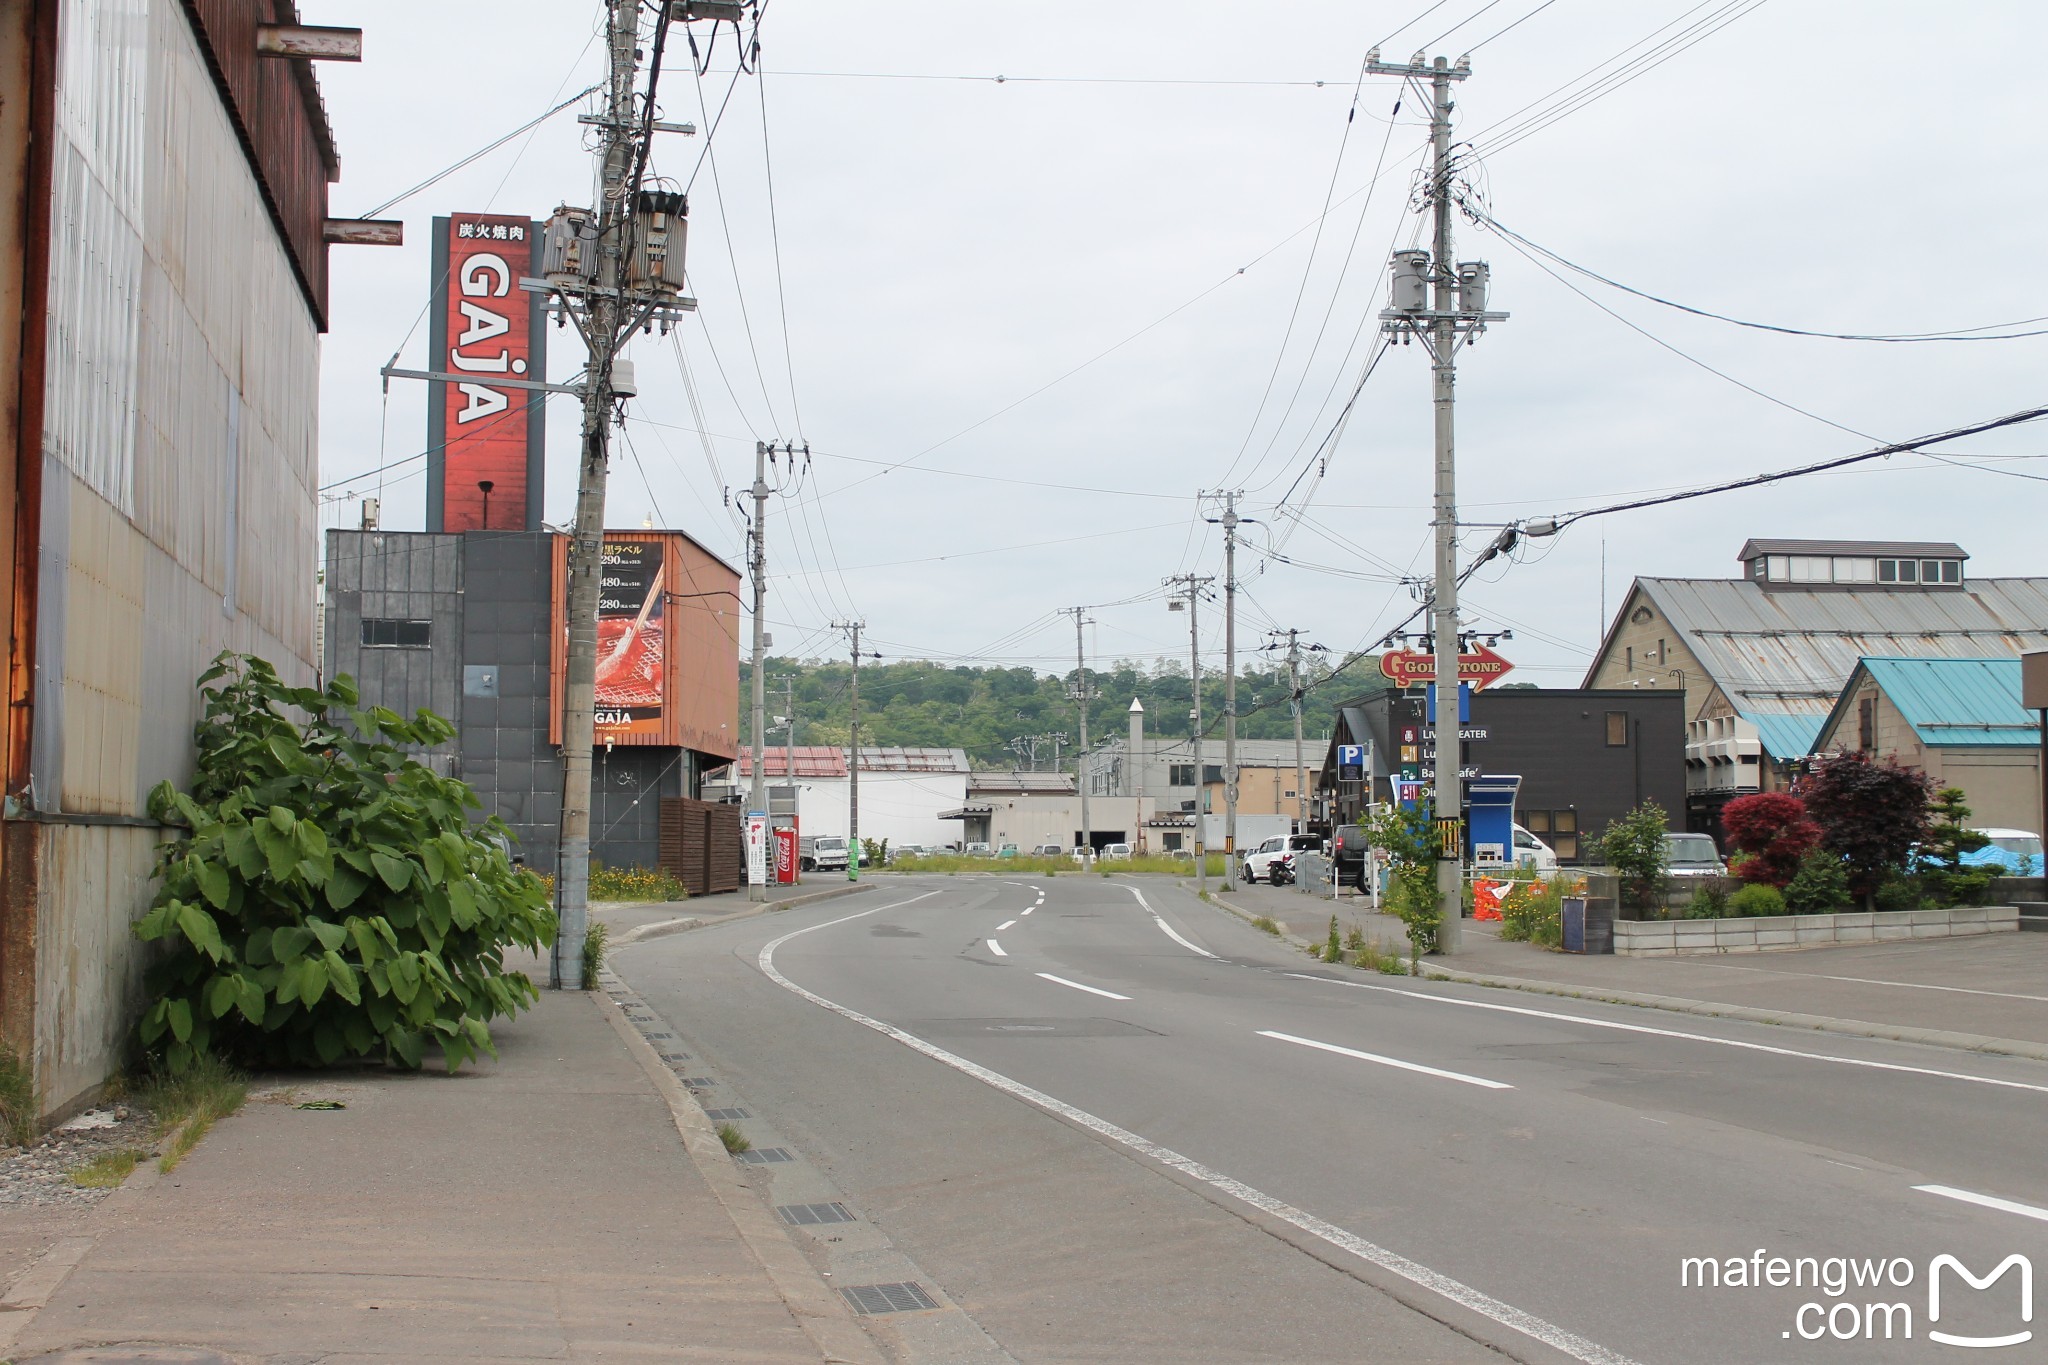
xmin=1721 ymin=791 xmax=1822 ymax=888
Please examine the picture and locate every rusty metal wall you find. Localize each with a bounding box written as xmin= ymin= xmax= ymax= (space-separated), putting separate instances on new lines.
xmin=175 ymin=0 xmax=335 ymax=325
xmin=30 ymin=821 xmax=156 ymax=1112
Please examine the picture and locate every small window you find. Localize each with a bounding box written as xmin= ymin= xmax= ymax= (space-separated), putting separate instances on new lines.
xmin=362 ymin=618 xmax=431 ymax=648
xmin=1767 ymin=555 xmax=1789 ymax=580
xmin=1553 ymin=810 xmax=1578 ymax=835
xmin=1625 ymin=646 xmax=1633 ymax=672
xmin=1897 ymin=559 xmax=1919 ymax=583
xmin=1657 ymin=638 xmax=1667 ymax=665
xmin=1169 ymin=764 xmax=1195 ymax=786
xmin=1857 ymin=696 xmax=1875 ymax=752
xmin=1835 ymin=557 xmax=1876 ymax=584
xmin=1606 ymin=711 xmax=1629 ymax=746
xmin=1922 ymin=559 xmax=1944 ymax=584
xmin=1522 ymin=810 xmax=1550 ymax=834
xmin=1941 ymin=560 xmax=1962 ymax=584
xmin=1552 ymin=833 xmax=1579 ymax=862
xmin=1878 ymin=559 xmax=1898 ymax=583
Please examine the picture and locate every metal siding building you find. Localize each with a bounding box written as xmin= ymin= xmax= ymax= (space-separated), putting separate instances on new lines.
xmin=0 ymin=0 xmax=344 ymax=1117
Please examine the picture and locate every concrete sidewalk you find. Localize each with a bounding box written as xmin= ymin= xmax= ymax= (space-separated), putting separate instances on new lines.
xmin=0 ymin=964 xmax=880 ymax=1363
xmin=1213 ymin=879 xmax=2048 ymax=1060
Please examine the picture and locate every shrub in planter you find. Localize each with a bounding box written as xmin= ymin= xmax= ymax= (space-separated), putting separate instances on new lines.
xmin=1872 ymin=876 xmax=1928 ymax=914
xmin=1802 ymin=752 xmax=1931 ymax=901
xmin=1498 ymin=877 xmax=1568 ymax=947
xmin=1686 ymin=876 xmax=1734 ymax=920
xmin=1725 ymin=883 xmax=1787 ymax=918
xmin=1721 ymin=792 xmax=1820 ymax=888
xmin=1782 ymin=851 xmax=1852 ymax=916
xmin=136 ymin=654 xmax=555 ymax=1074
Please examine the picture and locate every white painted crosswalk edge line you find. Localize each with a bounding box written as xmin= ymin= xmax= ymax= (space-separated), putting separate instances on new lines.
xmin=1119 ymin=886 xmax=1218 ymax=958
xmin=1037 ymin=972 xmax=1133 ymax=1001
xmin=1287 ymin=973 xmax=2048 ymax=1096
xmin=761 ymin=910 xmax=1643 ymax=1365
xmin=997 ymin=920 xmax=1017 ymax=931
xmin=1258 ymin=1030 xmax=1513 ymax=1090
xmin=987 ymin=939 xmax=1007 ymax=957
xmin=1914 ymin=1184 xmax=2048 ymax=1224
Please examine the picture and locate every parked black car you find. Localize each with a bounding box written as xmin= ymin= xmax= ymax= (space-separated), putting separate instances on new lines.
xmin=1331 ymin=823 xmax=1370 ymax=888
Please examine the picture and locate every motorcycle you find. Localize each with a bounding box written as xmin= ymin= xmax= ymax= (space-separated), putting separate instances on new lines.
xmin=1267 ymin=856 xmax=1297 ymax=887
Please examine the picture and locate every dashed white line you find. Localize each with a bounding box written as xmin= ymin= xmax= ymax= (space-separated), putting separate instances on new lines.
xmin=1118 ymin=885 xmax=1218 ymax=958
xmin=987 ymin=939 xmax=1007 ymax=957
xmin=1288 ymin=973 xmax=2048 ymax=1097
xmin=997 ymin=919 xmax=1017 ymax=931
xmin=1914 ymin=1184 xmax=2048 ymax=1224
xmin=758 ymin=909 xmax=1642 ymax=1365
xmin=1021 ymin=907 xmax=1034 ymax=916
xmin=1258 ymin=1030 xmax=1514 ymax=1090
xmin=1037 ymin=973 xmax=1132 ymax=1001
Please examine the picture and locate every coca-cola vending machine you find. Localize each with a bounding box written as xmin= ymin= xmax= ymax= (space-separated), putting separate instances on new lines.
xmin=773 ymin=827 xmax=798 ymax=884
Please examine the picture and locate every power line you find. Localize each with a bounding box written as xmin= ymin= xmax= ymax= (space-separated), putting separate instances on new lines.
xmin=1465 ymin=0 xmax=1564 ymax=53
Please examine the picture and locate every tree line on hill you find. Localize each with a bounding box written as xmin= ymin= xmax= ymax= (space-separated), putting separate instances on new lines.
xmin=738 ymin=653 xmax=1393 ymax=770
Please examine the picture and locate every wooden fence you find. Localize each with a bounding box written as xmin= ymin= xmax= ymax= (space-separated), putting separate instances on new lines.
xmin=659 ymin=797 xmax=743 ymax=896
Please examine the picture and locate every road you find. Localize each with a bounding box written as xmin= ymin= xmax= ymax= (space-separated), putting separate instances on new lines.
xmin=616 ymin=874 xmax=2048 ymax=1363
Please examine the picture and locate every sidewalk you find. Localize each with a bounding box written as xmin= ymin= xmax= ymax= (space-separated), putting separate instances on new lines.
xmin=1218 ymin=879 xmax=2048 ymax=1060
xmin=0 ymin=960 xmax=877 ymax=1363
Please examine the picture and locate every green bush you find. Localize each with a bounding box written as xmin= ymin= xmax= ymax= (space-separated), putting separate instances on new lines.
xmin=1366 ymin=804 xmax=1439 ymax=965
xmin=1593 ymin=800 xmax=1671 ymax=911
xmin=1726 ymin=882 xmax=1787 ymax=918
xmin=1686 ymin=876 xmax=1734 ymax=920
xmin=136 ymin=653 xmax=555 ymax=1074
xmin=587 ymin=864 xmax=687 ymax=902
xmin=1872 ymin=876 xmax=1928 ymax=914
xmin=1783 ymin=851 xmax=1852 ymax=916
xmin=1498 ymin=877 xmax=1568 ymax=946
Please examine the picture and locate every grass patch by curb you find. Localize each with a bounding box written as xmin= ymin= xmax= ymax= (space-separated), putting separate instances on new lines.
xmin=68 ymin=1148 xmax=143 ymax=1189
xmin=133 ymin=1053 xmax=247 ymax=1173
xmin=1251 ymin=916 xmax=1282 ymax=936
xmin=582 ymin=919 xmax=611 ymax=991
xmin=717 ymin=1121 xmax=750 ymax=1154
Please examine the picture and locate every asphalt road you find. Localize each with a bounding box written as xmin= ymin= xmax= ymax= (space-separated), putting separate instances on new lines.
xmin=618 ymin=875 xmax=2048 ymax=1364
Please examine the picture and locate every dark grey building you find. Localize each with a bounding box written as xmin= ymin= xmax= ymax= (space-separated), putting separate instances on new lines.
xmin=1319 ymin=688 xmax=1687 ymax=863
xmin=323 ymin=529 xmax=737 ymax=874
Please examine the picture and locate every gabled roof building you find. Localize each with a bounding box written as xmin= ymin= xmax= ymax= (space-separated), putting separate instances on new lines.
xmin=1584 ymin=538 xmax=2048 ymax=833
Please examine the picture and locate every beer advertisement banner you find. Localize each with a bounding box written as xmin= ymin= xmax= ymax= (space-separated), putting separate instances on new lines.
xmin=427 ymin=213 xmax=547 ymax=532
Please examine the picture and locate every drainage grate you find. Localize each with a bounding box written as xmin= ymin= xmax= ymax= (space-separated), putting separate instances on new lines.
xmin=776 ymin=1202 xmax=855 ymax=1226
xmin=680 ymin=1077 xmax=715 ymax=1088
xmin=840 ymin=1282 xmax=938 ymax=1315
xmin=659 ymin=1052 xmax=691 ymax=1063
xmin=737 ymin=1147 xmax=794 ymax=1164
xmin=702 ymin=1108 xmax=749 ymax=1122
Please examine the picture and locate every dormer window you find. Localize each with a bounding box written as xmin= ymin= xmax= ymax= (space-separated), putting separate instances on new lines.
xmin=1740 ymin=541 xmax=1966 ymax=589
xmin=1878 ymin=557 xmax=1962 ymax=585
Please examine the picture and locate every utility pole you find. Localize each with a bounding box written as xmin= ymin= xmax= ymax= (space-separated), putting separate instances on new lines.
xmin=835 ymin=621 xmax=878 ymax=879
xmin=1203 ymin=491 xmax=1249 ymax=888
xmin=1166 ymin=576 xmax=1214 ymax=893
xmin=1369 ymin=47 xmax=1506 ymax=955
xmin=1063 ymin=607 xmax=1094 ymax=858
xmin=746 ymin=442 xmax=772 ymax=900
xmin=776 ymin=673 xmax=798 ymax=780
xmin=1276 ymin=629 xmax=1307 ymax=830
xmin=548 ymin=0 xmax=699 ymax=986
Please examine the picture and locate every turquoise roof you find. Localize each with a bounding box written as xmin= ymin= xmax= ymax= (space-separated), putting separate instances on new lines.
xmin=1859 ymin=656 xmax=2042 ymax=747
xmin=1741 ymin=710 xmax=1827 ymax=761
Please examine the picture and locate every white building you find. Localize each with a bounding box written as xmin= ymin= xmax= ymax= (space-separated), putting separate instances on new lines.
xmin=710 ymin=746 xmax=970 ymax=850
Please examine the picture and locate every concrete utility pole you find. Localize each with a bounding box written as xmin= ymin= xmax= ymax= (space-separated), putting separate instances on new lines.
xmin=1166 ymin=575 xmax=1214 ymax=893
xmin=835 ymin=621 xmax=877 ymax=879
xmin=1274 ymin=629 xmax=1307 ymax=830
xmin=746 ymin=442 xmax=772 ymax=900
xmin=776 ymin=673 xmax=798 ymax=780
xmin=1203 ymin=491 xmax=1248 ymax=888
xmin=1368 ymin=48 xmax=1505 ymax=955
xmin=1063 ymin=606 xmax=1094 ymax=857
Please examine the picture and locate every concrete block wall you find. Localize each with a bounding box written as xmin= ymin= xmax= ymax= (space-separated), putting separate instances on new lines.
xmin=1615 ymin=905 xmax=2020 ymax=956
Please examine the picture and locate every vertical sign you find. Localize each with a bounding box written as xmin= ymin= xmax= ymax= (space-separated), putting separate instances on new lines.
xmin=551 ymin=532 xmax=690 ymax=749
xmin=427 ymin=214 xmax=547 ymax=532
xmin=745 ymin=812 xmax=769 ymax=887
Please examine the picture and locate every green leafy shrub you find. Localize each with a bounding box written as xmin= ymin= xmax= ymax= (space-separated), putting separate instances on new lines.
xmin=1497 ymin=876 xmax=1572 ymax=948
xmin=1920 ymin=787 xmax=1993 ymax=907
xmin=136 ymin=653 xmax=555 ymax=1074
xmin=1872 ymin=876 xmax=1927 ymax=914
xmin=1726 ymin=883 xmax=1786 ymax=918
xmin=581 ymin=919 xmax=610 ymax=991
xmin=1366 ymin=803 xmax=1439 ymax=966
xmin=1592 ymin=800 xmax=1671 ymax=912
xmin=1685 ymin=876 xmax=1734 ymax=919
xmin=1323 ymin=916 xmax=1343 ymax=963
xmin=587 ymin=864 xmax=687 ymax=902
xmin=1783 ymin=851 xmax=1852 ymax=915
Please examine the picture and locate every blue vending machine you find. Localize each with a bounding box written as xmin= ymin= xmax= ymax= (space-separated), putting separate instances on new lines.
xmin=1465 ymin=774 xmax=1521 ymax=869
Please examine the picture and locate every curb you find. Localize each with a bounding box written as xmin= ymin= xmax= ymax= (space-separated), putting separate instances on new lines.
xmin=1180 ymin=886 xmax=2048 ymax=1064
xmin=612 ymin=883 xmax=873 ymax=946
xmin=595 ymin=985 xmax=887 ymax=1365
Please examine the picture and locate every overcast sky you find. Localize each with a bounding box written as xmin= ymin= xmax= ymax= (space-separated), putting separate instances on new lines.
xmin=304 ymin=0 xmax=2048 ymax=698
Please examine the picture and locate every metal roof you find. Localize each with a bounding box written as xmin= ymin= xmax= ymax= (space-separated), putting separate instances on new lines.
xmin=1836 ymin=657 xmax=2042 ymax=748
xmin=1600 ymin=576 xmax=2048 ymax=759
xmin=968 ymin=772 xmax=1076 ymax=795
xmin=856 ymin=747 xmax=971 ymax=773
xmin=1737 ymin=539 xmax=1967 ymax=561
xmin=731 ymin=746 xmax=847 ymax=778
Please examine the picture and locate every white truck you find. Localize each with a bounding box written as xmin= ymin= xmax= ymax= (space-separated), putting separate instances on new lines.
xmin=800 ymin=835 xmax=849 ymax=873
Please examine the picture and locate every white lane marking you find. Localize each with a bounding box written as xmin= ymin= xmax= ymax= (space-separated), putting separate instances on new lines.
xmin=1698 ymin=960 xmax=2048 ymax=1005
xmin=1287 ymin=973 xmax=2048 ymax=1097
xmin=1259 ymin=1030 xmax=1513 ymax=1090
xmin=997 ymin=920 xmax=1017 ymax=931
xmin=1022 ymin=907 xmax=1034 ymax=916
xmin=1037 ymin=972 xmax=1132 ymax=1001
xmin=1914 ymin=1184 xmax=2048 ymax=1224
xmin=987 ymin=939 xmax=1007 ymax=957
xmin=758 ymin=917 xmax=1640 ymax=1365
xmin=1118 ymin=885 xmax=1218 ymax=958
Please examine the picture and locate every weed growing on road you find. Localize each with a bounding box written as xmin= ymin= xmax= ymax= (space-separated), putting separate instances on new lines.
xmin=68 ymin=1149 xmax=142 ymax=1189
xmin=1252 ymin=916 xmax=1282 ymax=936
xmin=135 ymin=1053 xmax=247 ymax=1173
xmin=1324 ymin=916 xmax=1343 ymax=963
xmin=582 ymin=920 xmax=610 ymax=991
xmin=1344 ymin=926 xmax=1366 ymax=954
xmin=1350 ymin=939 xmax=1407 ymax=975
xmin=717 ymin=1122 xmax=750 ymax=1154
